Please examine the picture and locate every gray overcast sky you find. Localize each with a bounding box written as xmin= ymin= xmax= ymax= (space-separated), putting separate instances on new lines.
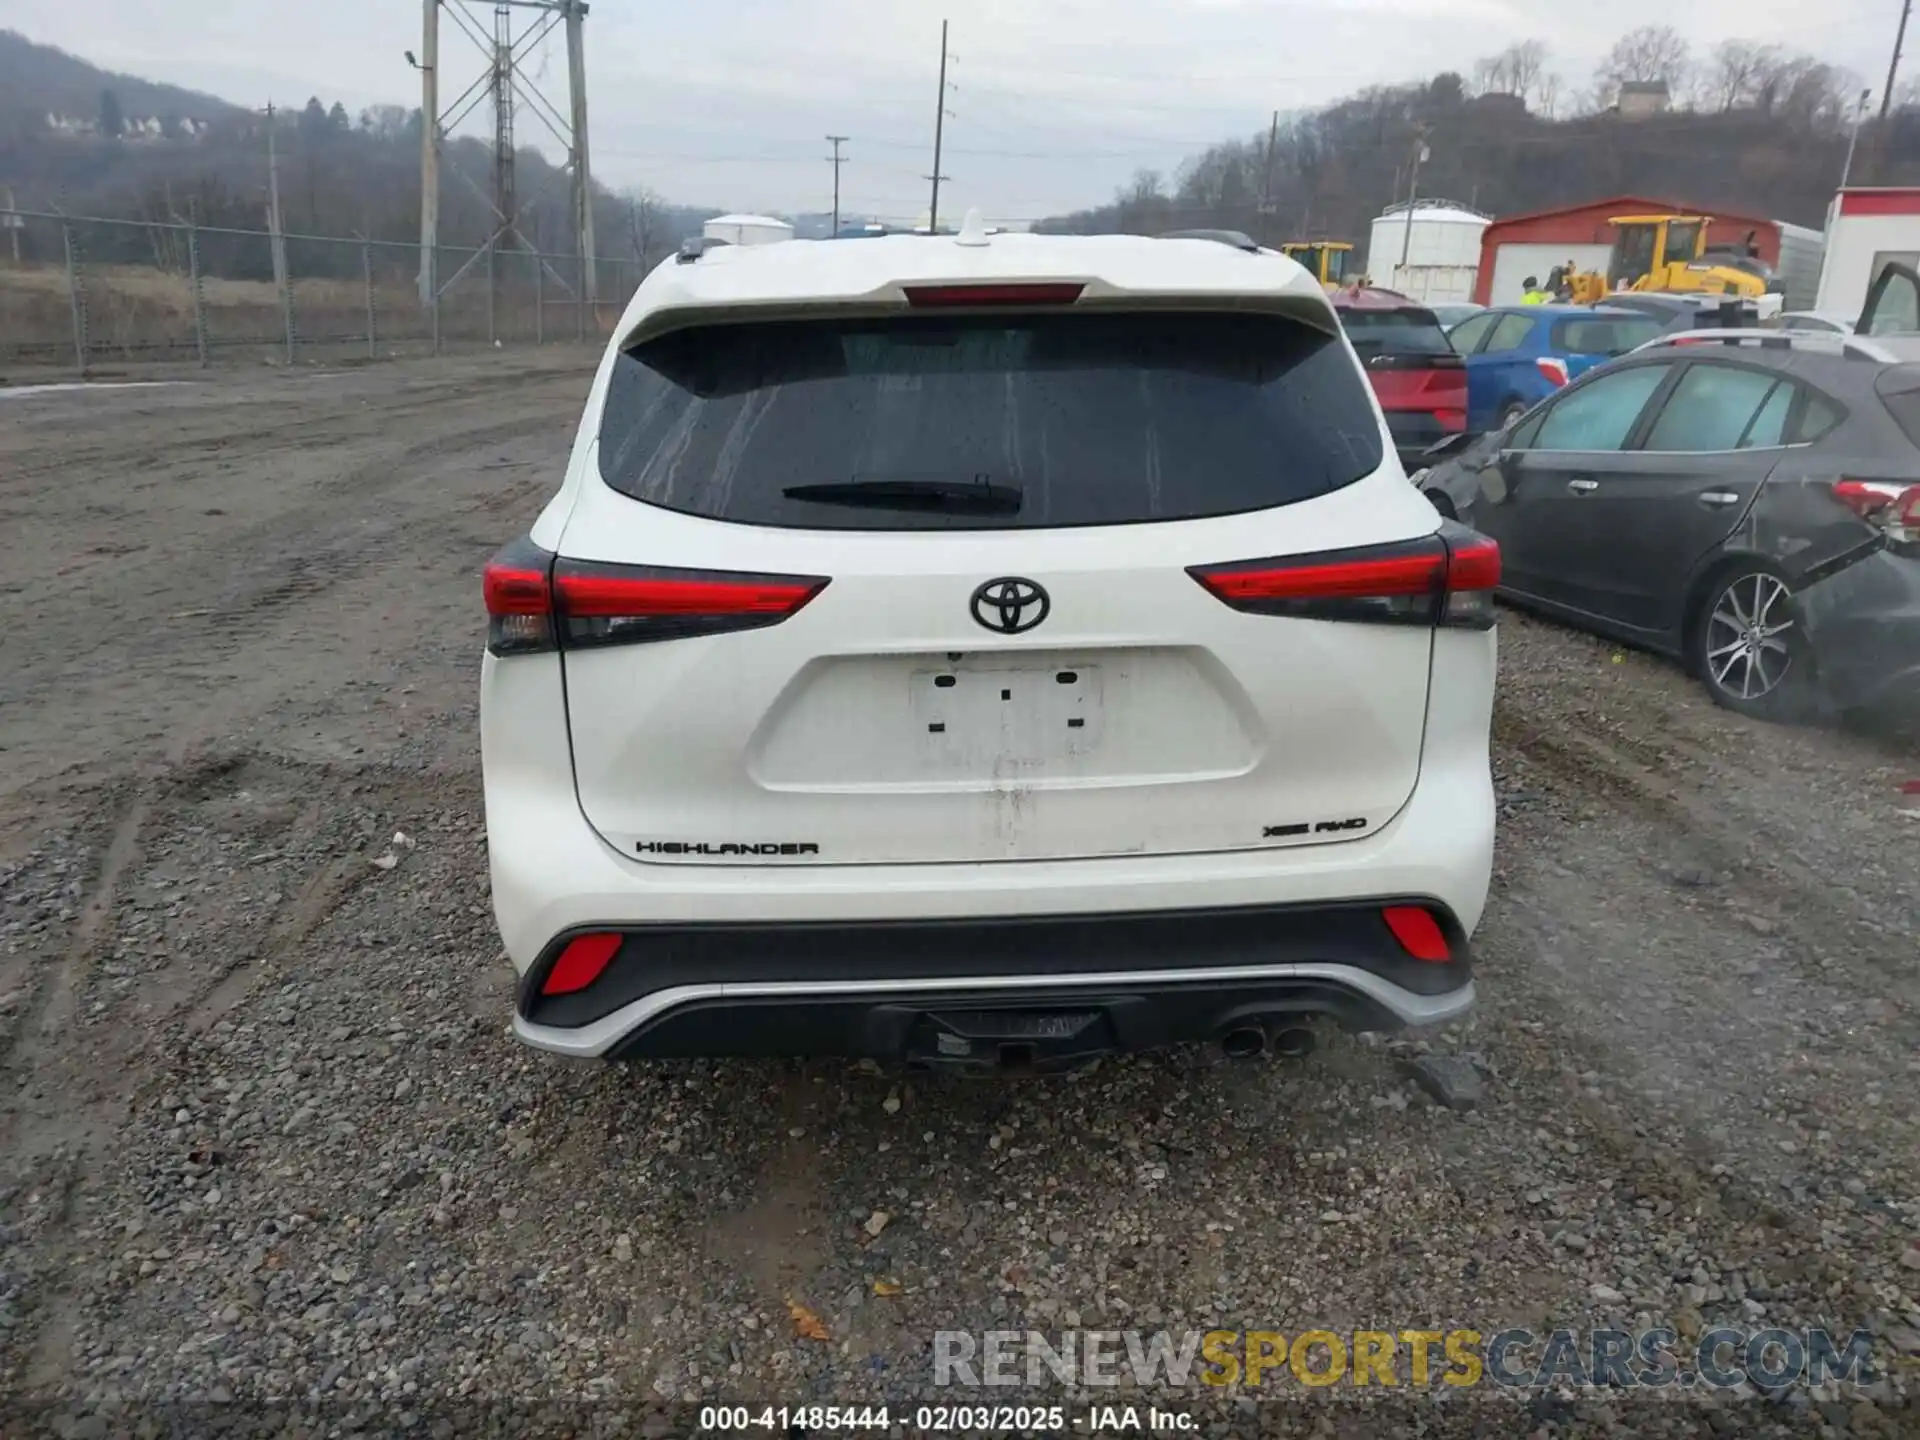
xmin=8 ymin=0 xmax=1906 ymax=222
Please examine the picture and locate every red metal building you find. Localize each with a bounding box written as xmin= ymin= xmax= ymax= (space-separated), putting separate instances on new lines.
xmin=1472 ymin=195 xmax=1785 ymax=306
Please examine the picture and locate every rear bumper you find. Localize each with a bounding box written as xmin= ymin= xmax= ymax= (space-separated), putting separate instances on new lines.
xmin=1384 ymin=410 xmax=1464 ymax=468
xmin=513 ymin=899 xmax=1474 ymax=1059
xmin=515 ymin=964 xmax=1476 ymax=1063
xmin=1801 ymin=549 xmax=1920 ymax=713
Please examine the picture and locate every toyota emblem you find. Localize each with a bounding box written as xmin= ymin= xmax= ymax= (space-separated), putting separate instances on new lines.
xmin=970 ymin=577 xmax=1050 ymax=634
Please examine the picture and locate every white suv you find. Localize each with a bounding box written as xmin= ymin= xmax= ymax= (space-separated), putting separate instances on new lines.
xmin=481 ymin=220 xmax=1498 ymax=1073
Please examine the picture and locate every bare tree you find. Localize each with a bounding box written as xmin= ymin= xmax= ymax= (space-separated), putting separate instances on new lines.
xmin=1536 ymin=71 xmax=1563 ymax=119
xmin=1704 ymin=39 xmax=1778 ymax=112
xmin=1599 ymin=25 xmax=1692 ymax=99
xmin=1473 ymin=40 xmax=1549 ymax=103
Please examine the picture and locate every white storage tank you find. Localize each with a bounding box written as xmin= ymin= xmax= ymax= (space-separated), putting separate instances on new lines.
xmin=1366 ymin=202 xmax=1490 ymax=303
xmin=702 ymin=214 xmax=795 ymax=247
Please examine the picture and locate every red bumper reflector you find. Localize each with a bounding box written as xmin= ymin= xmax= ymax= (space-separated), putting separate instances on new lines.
xmin=541 ymin=933 xmax=622 ymax=996
xmin=1383 ymin=906 xmax=1451 ymax=963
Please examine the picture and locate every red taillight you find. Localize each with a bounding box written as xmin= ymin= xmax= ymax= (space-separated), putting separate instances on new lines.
xmin=1189 ymin=524 xmax=1500 ymax=629
xmin=557 ymin=572 xmax=822 ymax=618
xmin=484 ymin=537 xmax=557 ymax=656
xmin=1536 ymin=357 xmax=1570 ymax=387
xmin=1833 ymin=479 xmax=1920 ymax=540
xmin=484 ymin=537 xmax=828 ymax=655
xmin=903 ymin=283 xmax=1085 ymax=308
xmin=1434 ymin=408 xmax=1467 ymax=431
xmin=541 ymin=933 xmax=622 ymax=996
xmin=1383 ymin=906 xmax=1451 ymax=963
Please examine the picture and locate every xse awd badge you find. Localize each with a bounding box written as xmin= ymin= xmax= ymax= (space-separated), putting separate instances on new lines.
xmin=1264 ymin=817 xmax=1368 ymax=838
xmin=970 ymin=577 xmax=1050 ymax=635
xmin=636 ymin=842 xmax=821 ymax=856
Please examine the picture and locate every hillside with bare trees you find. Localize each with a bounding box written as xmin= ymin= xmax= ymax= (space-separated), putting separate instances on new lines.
xmin=0 ymin=29 xmax=714 ymax=278
xmin=1039 ymin=26 xmax=1920 ymax=245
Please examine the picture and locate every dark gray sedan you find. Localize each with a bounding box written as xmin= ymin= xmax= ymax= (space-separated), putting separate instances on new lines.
xmin=1411 ymin=314 xmax=1920 ymax=721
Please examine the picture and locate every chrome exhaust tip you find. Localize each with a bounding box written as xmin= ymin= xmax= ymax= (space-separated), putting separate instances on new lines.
xmin=1269 ymin=1025 xmax=1316 ymax=1059
xmin=1221 ymin=1026 xmax=1267 ymax=1059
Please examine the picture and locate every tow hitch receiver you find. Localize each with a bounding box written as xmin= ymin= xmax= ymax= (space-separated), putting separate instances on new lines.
xmin=901 ymin=1008 xmax=1111 ymax=1074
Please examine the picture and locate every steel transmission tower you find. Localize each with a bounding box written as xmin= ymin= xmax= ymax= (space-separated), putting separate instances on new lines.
xmin=415 ymin=0 xmax=596 ymax=321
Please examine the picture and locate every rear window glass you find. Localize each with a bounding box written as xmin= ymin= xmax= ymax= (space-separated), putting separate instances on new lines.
xmin=1338 ymin=308 xmax=1454 ymax=357
xmin=1552 ymin=316 xmax=1664 ymax=356
xmin=597 ymin=310 xmax=1385 ymax=530
xmin=1876 ymin=369 xmax=1920 ymax=447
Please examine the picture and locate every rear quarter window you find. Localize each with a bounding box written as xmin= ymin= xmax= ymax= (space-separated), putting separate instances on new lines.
xmin=1338 ymin=308 xmax=1454 ymax=357
xmin=597 ymin=309 xmax=1386 ymax=531
xmin=1874 ymin=365 xmax=1920 ymax=447
xmin=1551 ymin=317 xmax=1665 ymax=356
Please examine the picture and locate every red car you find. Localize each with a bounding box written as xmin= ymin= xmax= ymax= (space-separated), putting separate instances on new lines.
xmin=1329 ymin=286 xmax=1467 ymax=469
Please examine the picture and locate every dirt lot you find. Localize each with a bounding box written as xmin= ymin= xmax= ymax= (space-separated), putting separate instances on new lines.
xmin=0 ymin=355 xmax=1917 ymax=1438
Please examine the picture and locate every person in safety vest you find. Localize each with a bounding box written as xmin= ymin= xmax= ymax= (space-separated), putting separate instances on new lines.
xmin=1520 ymin=276 xmax=1550 ymax=305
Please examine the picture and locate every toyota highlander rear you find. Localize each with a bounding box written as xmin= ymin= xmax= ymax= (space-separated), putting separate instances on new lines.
xmin=480 ymin=229 xmax=1498 ymax=1071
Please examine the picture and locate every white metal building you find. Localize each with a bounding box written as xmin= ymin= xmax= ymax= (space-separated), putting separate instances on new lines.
xmin=1813 ymin=188 xmax=1920 ymax=322
xmin=1365 ymin=202 xmax=1490 ymax=303
xmin=702 ymin=214 xmax=795 ymax=247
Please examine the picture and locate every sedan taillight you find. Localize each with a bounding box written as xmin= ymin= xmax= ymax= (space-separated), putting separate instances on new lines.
xmin=1833 ymin=479 xmax=1920 ymax=542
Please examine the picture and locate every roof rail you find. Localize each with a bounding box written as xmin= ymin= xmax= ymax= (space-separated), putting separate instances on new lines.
xmin=1629 ymin=328 xmax=1893 ymax=362
xmin=1160 ymin=228 xmax=1261 ymax=252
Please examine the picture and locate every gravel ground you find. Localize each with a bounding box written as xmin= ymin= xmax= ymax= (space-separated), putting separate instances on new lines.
xmin=1 ymin=355 xmax=1917 ymax=1439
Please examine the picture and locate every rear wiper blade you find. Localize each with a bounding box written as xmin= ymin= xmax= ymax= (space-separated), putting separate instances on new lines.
xmin=782 ymin=476 xmax=1023 ymax=512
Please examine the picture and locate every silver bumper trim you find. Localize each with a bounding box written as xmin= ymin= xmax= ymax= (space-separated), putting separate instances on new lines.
xmin=510 ymin=963 xmax=1475 ymax=1060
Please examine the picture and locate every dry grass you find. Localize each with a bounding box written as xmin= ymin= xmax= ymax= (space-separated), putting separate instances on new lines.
xmin=0 ymin=259 xmax=624 ymax=362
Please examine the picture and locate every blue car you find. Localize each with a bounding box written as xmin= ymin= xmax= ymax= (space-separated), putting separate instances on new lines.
xmin=1445 ymin=304 xmax=1666 ymax=434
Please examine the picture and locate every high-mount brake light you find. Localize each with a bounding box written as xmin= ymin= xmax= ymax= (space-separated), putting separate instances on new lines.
xmin=484 ymin=538 xmax=829 ymax=655
xmin=903 ymin=282 xmax=1085 ymax=308
xmin=1188 ymin=523 xmax=1500 ymax=629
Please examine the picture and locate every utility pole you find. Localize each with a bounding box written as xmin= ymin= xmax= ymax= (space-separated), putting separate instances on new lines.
xmin=266 ymin=104 xmax=293 ymax=364
xmin=1874 ymin=0 xmax=1913 ymax=180
xmin=927 ymin=21 xmax=950 ymax=232
xmin=1259 ymin=110 xmax=1279 ymax=245
xmin=416 ymin=0 xmax=439 ymax=307
xmin=566 ymin=0 xmax=596 ymax=312
xmin=826 ymin=134 xmax=849 ymax=235
xmin=1398 ymin=125 xmax=1430 ymax=276
xmin=1843 ymin=87 xmax=1874 ymax=188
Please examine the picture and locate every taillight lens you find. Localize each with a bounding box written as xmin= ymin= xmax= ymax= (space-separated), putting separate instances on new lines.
xmin=1536 ymin=357 xmax=1570 ymax=387
xmin=1383 ymin=905 xmax=1452 ymax=963
xmin=1833 ymin=479 xmax=1920 ymax=542
xmin=1188 ymin=522 xmax=1500 ymax=630
xmin=483 ymin=536 xmax=558 ymax=656
xmin=484 ymin=537 xmax=829 ymax=655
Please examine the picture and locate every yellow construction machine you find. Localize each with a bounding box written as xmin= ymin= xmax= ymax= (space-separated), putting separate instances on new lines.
xmin=1280 ymin=241 xmax=1354 ymax=290
xmin=1564 ymin=216 xmax=1773 ymax=304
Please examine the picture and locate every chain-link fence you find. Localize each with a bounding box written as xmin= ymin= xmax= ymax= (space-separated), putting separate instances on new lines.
xmin=0 ymin=207 xmax=645 ymax=374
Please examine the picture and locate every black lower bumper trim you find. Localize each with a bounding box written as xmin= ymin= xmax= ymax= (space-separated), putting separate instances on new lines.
xmin=519 ymin=898 xmax=1472 ymax=1031
xmin=601 ymin=977 xmax=1434 ymax=1069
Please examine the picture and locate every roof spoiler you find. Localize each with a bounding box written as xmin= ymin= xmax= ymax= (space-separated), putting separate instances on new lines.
xmin=1160 ymin=228 xmax=1261 ymax=252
